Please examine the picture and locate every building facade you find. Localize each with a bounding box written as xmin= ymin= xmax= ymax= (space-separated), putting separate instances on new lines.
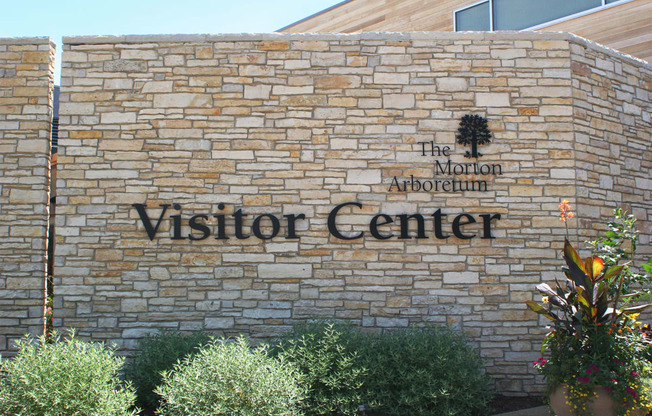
xmin=0 ymin=30 xmax=650 ymax=394
xmin=280 ymin=0 xmax=652 ymax=63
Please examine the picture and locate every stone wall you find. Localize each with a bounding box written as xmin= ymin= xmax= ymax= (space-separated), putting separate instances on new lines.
xmin=571 ymin=41 xmax=652 ymax=245
xmin=55 ymin=32 xmax=651 ymax=393
xmin=0 ymin=37 xmax=55 ymax=353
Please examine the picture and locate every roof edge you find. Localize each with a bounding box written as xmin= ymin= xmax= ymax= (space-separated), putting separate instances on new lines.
xmin=276 ymin=0 xmax=354 ymax=32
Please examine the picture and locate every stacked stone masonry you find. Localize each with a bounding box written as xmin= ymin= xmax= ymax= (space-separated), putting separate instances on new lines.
xmin=0 ymin=37 xmax=55 ymax=354
xmin=44 ymin=32 xmax=652 ymax=393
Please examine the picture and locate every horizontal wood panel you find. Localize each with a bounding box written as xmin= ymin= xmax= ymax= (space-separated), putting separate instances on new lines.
xmin=542 ymin=1 xmax=652 ymax=62
xmin=281 ymin=0 xmax=479 ymax=33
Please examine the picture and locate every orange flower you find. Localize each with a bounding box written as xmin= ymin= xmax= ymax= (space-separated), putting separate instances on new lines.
xmin=559 ymin=199 xmax=575 ymax=222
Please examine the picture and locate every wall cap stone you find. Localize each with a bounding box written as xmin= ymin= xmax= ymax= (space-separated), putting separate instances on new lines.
xmin=64 ymin=31 xmax=570 ymax=44
xmin=0 ymin=36 xmax=54 ymax=47
xmin=62 ymin=32 xmax=650 ymax=69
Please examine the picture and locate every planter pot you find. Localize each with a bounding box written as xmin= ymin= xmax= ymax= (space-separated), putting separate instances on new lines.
xmin=550 ymin=385 xmax=647 ymax=416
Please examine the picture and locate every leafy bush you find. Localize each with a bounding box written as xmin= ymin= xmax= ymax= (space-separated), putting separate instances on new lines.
xmin=0 ymin=332 xmax=137 ymax=416
xmin=123 ymin=328 xmax=211 ymax=409
xmin=357 ymin=326 xmax=492 ymax=416
xmin=155 ymin=337 xmax=304 ymax=416
xmin=271 ymin=320 xmax=366 ymax=416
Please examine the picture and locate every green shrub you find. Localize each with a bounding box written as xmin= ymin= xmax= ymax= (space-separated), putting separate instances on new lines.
xmin=0 ymin=332 xmax=137 ymax=416
xmin=271 ymin=320 xmax=366 ymax=416
xmin=123 ymin=328 xmax=211 ymax=409
xmin=155 ymin=337 xmax=304 ymax=416
xmin=357 ymin=326 xmax=492 ymax=416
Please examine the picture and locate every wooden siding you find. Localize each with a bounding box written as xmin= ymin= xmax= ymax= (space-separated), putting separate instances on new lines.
xmin=543 ymin=1 xmax=652 ymax=62
xmin=280 ymin=0 xmax=651 ymax=62
xmin=279 ymin=0 xmax=479 ymax=33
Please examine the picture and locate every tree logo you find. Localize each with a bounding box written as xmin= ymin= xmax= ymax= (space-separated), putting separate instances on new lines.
xmin=456 ymin=114 xmax=492 ymax=159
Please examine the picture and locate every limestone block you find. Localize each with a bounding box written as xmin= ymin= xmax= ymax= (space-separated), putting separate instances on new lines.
xmin=9 ymin=189 xmax=45 ymax=204
xmin=60 ymin=102 xmax=95 ymax=115
xmin=550 ymin=169 xmax=575 ymax=179
xmin=142 ymin=81 xmax=173 ymax=93
xmin=285 ymin=178 xmax=323 ymax=189
xmin=259 ymin=41 xmax=289 ymax=51
xmin=122 ymin=328 xmax=157 ymax=338
xmin=104 ymin=79 xmax=134 ymax=90
xmin=0 ymin=121 xmax=20 ymax=130
xmin=314 ymin=108 xmax=345 ymax=119
xmin=101 ymin=112 xmax=136 ymax=124
xmin=16 ymin=139 xmax=48 ymax=154
xmin=243 ymin=308 xmax=291 ymax=319
xmin=315 ymin=75 xmax=361 ymax=89
xmin=520 ymin=87 xmax=571 ymax=98
xmin=266 ymin=242 xmax=300 ymax=253
xmin=189 ymin=77 xmax=223 ymax=87
xmin=104 ymin=60 xmax=147 ymax=72
xmin=443 ymin=272 xmax=480 ymax=284
xmin=120 ymin=49 xmax=158 ymax=60
xmin=347 ymin=169 xmax=381 ymax=184
xmin=95 ymin=249 xmax=123 ymax=261
xmin=358 ymin=98 xmax=382 ymax=108
xmin=331 ymin=138 xmax=357 ymax=149
xmin=636 ymin=178 xmax=652 ymax=190
xmin=490 ymin=49 xmax=527 ymax=60
xmin=239 ymin=65 xmax=274 ymax=76
xmin=475 ymin=93 xmax=510 ymax=107
xmin=5 ymin=277 xmax=42 ymax=289
xmin=228 ymin=53 xmax=266 ymax=64
xmin=333 ymin=251 xmax=378 ymax=261
xmin=284 ymin=60 xmax=311 ymax=69
xmin=153 ymin=93 xmax=212 ymax=108
xmin=509 ymin=186 xmax=543 ymax=197
xmin=158 ymin=128 xmax=203 ymax=139
xmin=374 ymin=72 xmax=409 ymax=84
xmin=98 ymin=139 xmax=144 ymax=151
xmin=258 ymin=264 xmax=312 ymax=278
xmin=223 ymin=253 xmax=274 ymax=263
xmin=383 ymin=93 xmax=415 ymax=109
xmin=195 ymin=46 xmax=213 ymax=58
xmin=63 ymin=51 xmax=88 ymax=62
xmin=204 ymin=317 xmax=235 ymax=329
xmin=244 ymin=84 xmax=272 ymax=99
xmin=175 ymin=139 xmax=210 ymax=151
xmin=436 ymin=77 xmax=468 ymax=92
xmin=272 ymin=86 xmax=313 ymax=95
xmin=150 ymin=267 xmax=170 ymax=280
xmin=23 ymin=51 xmax=49 ymax=63
xmin=376 ymin=317 xmax=409 ymax=327
xmin=235 ymin=117 xmax=265 ymax=127
xmin=122 ymin=298 xmax=147 ymax=313
xmin=430 ymin=59 xmax=472 ymax=71
xmin=189 ymin=159 xmax=235 ymax=173
xmin=311 ymin=52 xmax=345 ymax=66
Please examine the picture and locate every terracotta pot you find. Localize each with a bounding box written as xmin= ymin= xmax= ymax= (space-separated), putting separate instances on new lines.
xmin=549 ymin=385 xmax=647 ymax=416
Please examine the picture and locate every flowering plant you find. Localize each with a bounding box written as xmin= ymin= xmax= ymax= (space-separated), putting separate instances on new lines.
xmin=526 ymin=204 xmax=652 ymax=416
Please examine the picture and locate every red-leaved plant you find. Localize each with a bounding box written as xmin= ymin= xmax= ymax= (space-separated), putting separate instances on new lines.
xmin=526 ymin=202 xmax=652 ymax=416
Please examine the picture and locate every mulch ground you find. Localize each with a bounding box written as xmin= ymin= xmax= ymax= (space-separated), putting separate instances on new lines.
xmin=487 ymin=395 xmax=546 ymax=415
xmin=140 ymin=394 xmax=546 ymax=415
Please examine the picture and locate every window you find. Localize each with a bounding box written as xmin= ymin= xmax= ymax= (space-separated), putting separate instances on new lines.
xmin=493 ymin=0 xmax=601 ymax=30
xmin=455 ymin=1 xmax=490 ymax=31
xmin=454 ymin=0 xmax=629 ymax=31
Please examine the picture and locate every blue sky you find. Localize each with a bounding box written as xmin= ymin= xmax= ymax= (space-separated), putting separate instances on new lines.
xmin=1 ymin=0 xmax=341 ymax=82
